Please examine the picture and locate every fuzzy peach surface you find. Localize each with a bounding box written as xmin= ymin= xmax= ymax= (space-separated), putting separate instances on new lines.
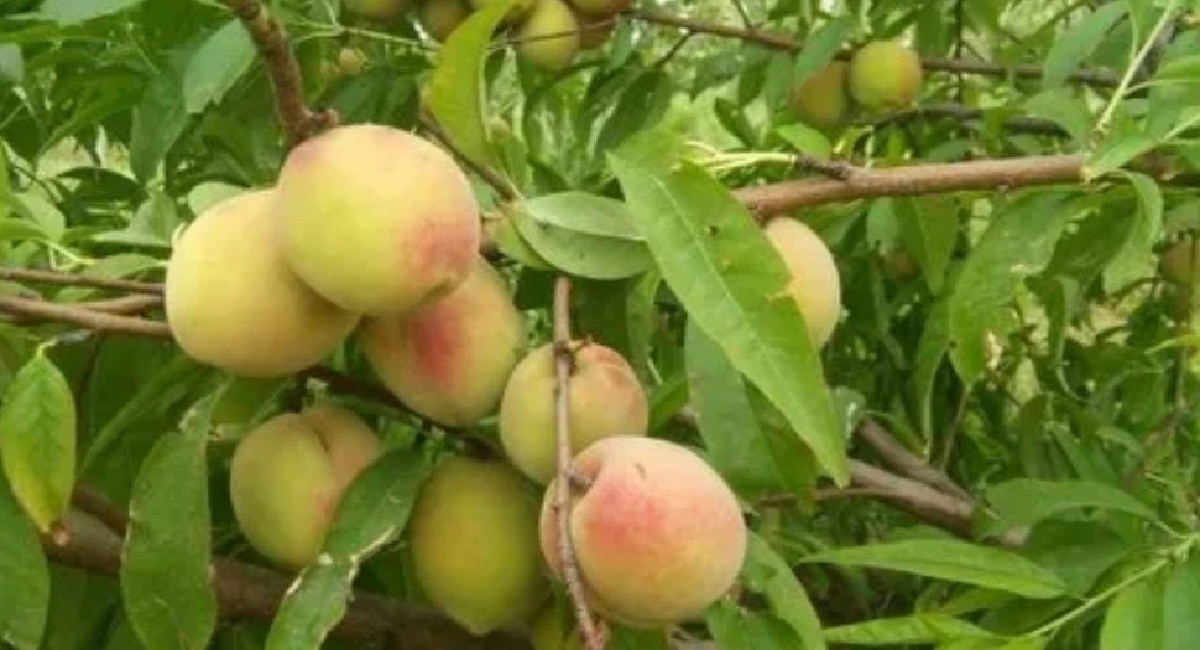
xmin=274 ymin=123 xmax=480 ymax=315
xmin=362 ymin=255 xmax=524 ymax=427
xmin=539 ymin=437 xmax=747 ymax=628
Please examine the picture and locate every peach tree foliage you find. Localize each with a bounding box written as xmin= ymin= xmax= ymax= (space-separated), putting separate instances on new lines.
xmin=0 ymin=0 xmax=1198 ymax=649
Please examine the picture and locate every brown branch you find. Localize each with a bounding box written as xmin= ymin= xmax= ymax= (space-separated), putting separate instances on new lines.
xmin=627 ymin=9 xmax=1119 ymax=87
xmin=0 ymin=267 xmax=163 ymax=295
xmin=0 ymin=295 xmax=172 ymax=338
xmin=70 ymin=485 xmax=130 ymax=537
xmin=219 ymin=0 xmax=337 ymax=148
xmin=46 ymin=509 xmax=529 ymax=649
xmin=792 ymin=154 xmax=863 ymax=181
xmin=857 ymin=418 xmax=972 ymax=501
xmin=733 ymin=154 xmax=1086 ymax=219
xmin=1 ymin=295 xmax=162 ymax=326
xmin=551 ymin=276 xmax=604 ymax=650
xmin=418 ymin=116 xmax=520 ymax=202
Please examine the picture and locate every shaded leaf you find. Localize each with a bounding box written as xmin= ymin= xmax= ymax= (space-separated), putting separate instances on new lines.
xmin=608 ymin=144 xmax=848 ymax=484
xmin=981 ymin=479 xmax=1157 ymax=536
xmin=120 ymin=397 xmax=217 ymax=650
xmin=791 ymin=16 xmax=854 ymax=85
xmin=742 ymin=533 xmax=826 ymax=649
xmin=824 ymin=613 xmax=998 ymax=645
xmin=182 ymin=20 xmax=255 ymax=114
xmin=39 ymin=0 xmax=145 ymax=24
xmin=1042 ymin=3 xmax=1127 ymax=89
xmin=0 ymin=476 xmax=49 ymax=650
xmin=0 ymin=350 xmax=76 ymax=533
xmin=706 ymin=601 xmax=803 ymax=649
xmin=800 ymin=540 xmax=1068 ymax=598
xmin=508 ymin=193 xmax=654 ymax=280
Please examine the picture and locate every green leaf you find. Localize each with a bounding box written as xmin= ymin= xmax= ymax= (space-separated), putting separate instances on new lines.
xmin=508 ymin=192 xmax=654 ymax=280
xmin=1151 ymin=53 xmax=1200 ymax=84
xmin=182 ymin=20 xmax=255 ymax=114
xmin=0 ymin=350 xmax=76 ymax=533
xmin=981 ymin=479 xmax=1157 ymax=536
xmin=706 ymin=601 xmax=803 ymax=649
xmin=39 ymin=0 xmax=145 ymax=24
xmin=0 ymin=44 xmax=22 ymax=84
xmin=684 ymin=321 xmax=784 ymax=497
xmin=799 ymin=540 xmax=1069 ymax=599
xmin=265 ymin=450 xmax=429 ymax=649
xmin=1163 ymin=552 xmax=1200 ymax=650
xmin=742 ymin=533 xmax=826 ymax=649
xmin=427 ymin=0 xmax=517 ymax=171
xmin=897 ymin=197 xmax=958 ymax=294
xmin=1042 ymin=2 xmax=1128 ymax=89
xmin=608 ymin=146 xmax=848 ymax=484
xmin=1085 ymin=133 xmax=1157 ymax=180
xmin=120 ymin=397 xmax=217 ymax=650
xmin=775 ymin=123 xmax=832 ymax=159
xmin=0 ymin=477 xmax=49 ymax=650
xmin=824 ymin=613 xmax=998 ymax=645
xmin=1104 ymin=172 xmax=1162 ymax=291
xmin=92 ymin=191 xmax=179 ymax=249
xmin=948 ymin=193 xmax=1073 ymax=385
xmin=791 ymin=15 xmax=854 ymax=85
xmin=1100 ymin=573 xmax=1165 ymax=649
xmin=131 ymin=66 xmax=188 ymax=183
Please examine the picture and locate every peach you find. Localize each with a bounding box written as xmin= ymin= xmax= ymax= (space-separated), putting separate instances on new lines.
xmin=538 ymin=437 xmax=747 ymax=628
xmin=1160 ymin=238 xmax=1200 ymax=287
xmin=164 ymin=189 xmax=360 ymax=378
xmin=228 ymin=401 xmax=381 ymax=569
xmin=409 ymin=456 xmax=549 ymax=635
xmin=848 ymin=40 xmax=923 ymax=112
xmin=513 ymin=0 xmax=581 ymax=71
xmin=273 ymin=123 xmax=481 ymax=315
xmin=788 ymin=62 xmax=849 ymax=130
xmin=343 ymin=0 xmax=410 ymax=21
xmin=418 ymin=0 xmax=472 ymax=42
xmin=531 ymin=598 xmax=583 ymax=650
xmin=361 ymin=256 xmax=525 ymax=427
xmin=499 ymin=342 xmax=648 ymax=484
xmin=569 ymin=0 xmax=629 ymax=16
xmin=762 ymin=217 xmax=842 ymax=348
xmin=575 ymin=10 xmax=615 ymax=50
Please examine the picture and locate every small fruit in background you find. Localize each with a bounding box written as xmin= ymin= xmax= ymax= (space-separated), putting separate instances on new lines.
xmin=1160 ymin=237 xmax=1200 ymax=287
xmin=165 ymin=189 xmax=360 ymax=378
xmin=273 ymin=123 xmax=481 ymax=315
xmin=513 ymin=0 xmax=581 ymax=71
xmin=418 ymin=0 xmax=472 ymax=42
xmin=409 ymin=456 xmax=549 ymax=635
xmin=848 ymin=40 xmax=923 ymax=112
xmin=788 ymin=61 xmax=849 ymax=131
xmin=499 ymin=341 xmax=648 ymax=484
xmin=228 ymin=402 xmax=381 ymax=569
xmin=336 ymin=47 xmax=367 ymax=75
xmin=762 ymin=217 xmax=842 ymax=348
xmin=538 ymin=437 xmax=747 ymax=628
xmin=575 ymin=10 xmax=615 ymax=50
xmin=361 ymin=255 xmax=525 ymax=428
xmin=343 ymin=0 xmax=411 ymax=22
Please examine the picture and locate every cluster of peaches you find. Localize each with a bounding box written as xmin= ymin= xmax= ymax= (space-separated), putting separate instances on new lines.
xmin=161 ymin=120 xmax=852 ymax=640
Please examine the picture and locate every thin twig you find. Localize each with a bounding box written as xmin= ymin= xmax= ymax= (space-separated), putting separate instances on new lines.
xmin=1 ymin=295 xmax=162 ymax=325
xmin=418 ymin=116 xmax=520 ymax=201
xmin=627 ymin=8 xmax=1119 ymax=87
xmin=0 ymin=295 xmax=172 ymax=338
xmin=70 ymin=485 xmax=130 ymax=536
xmin=219 ymin=0 xmax=338 ymax=148
xmin=0 ymin=267 xmax=163 ymax=295
xmin=792 ymin=154 xmax=863 ymax=181
xmin=858 ymin=418 xmax=972 ymax=501
xmin=858 ymin=103 xmax=1070 ymax=138
xmin=552 ymin=276 xmax=604 ymax=650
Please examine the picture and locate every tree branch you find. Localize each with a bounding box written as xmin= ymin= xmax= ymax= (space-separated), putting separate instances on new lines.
xmin=47 ymin=509 xmax=529 ymax=649
xmin=0 ymin=267 xmax=163 ymax=295
xmin=733 ymin=154 xmax=1087 ymax=218
xmin=857 ymin=418 xmax=972 ymax=501
xmin=219 ymin=0 xmax=337 ymax=148
xmin=627 ymin=9 xmax=1119 ymax=87
xmin=551 ymin=276 xmax=604 ymax=650
xmin=0 ymin=295 xmax=172 ymax=338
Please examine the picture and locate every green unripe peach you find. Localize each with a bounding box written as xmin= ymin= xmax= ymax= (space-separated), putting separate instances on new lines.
xmin=538 ymin=437 xmax=747 ymax=628
xmin=409 ymin=457 xmax=549 ymax=635
xmin=762 ymin=217 xmax=842 ymax=348
xmin=273 ymin=123 xmax=481 ymax=315
xmin=531 ymin=599 xmax=583 ymax=650
xmin=569 ymin=0 xmax=629 ymax=16
xmin=848 ymin=40 xmax=923 ymax=112
xmin=1160 ymin=238 xmax=1200 ymax=287
xmin=513 ymin=0 xmax=580 ymax=71
xmin=337 ymin=47 xmax=367 ymax=75
xmin=344 ymin=0 xmax=411 ymax=21
xmin=418 ymin=0 xmax=472 ymax=42
xmin=165 ymin=189 xmax=360 ymax=378
xmin=361 ymin=256 xmax=524 ymax=427
xmin=788 ymin=62 xmax=849 ymax=130
xmin=229 ymin=402 xmax=381 ymax=569
xmin=499 ymin=342 xmax=648 ymax=484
